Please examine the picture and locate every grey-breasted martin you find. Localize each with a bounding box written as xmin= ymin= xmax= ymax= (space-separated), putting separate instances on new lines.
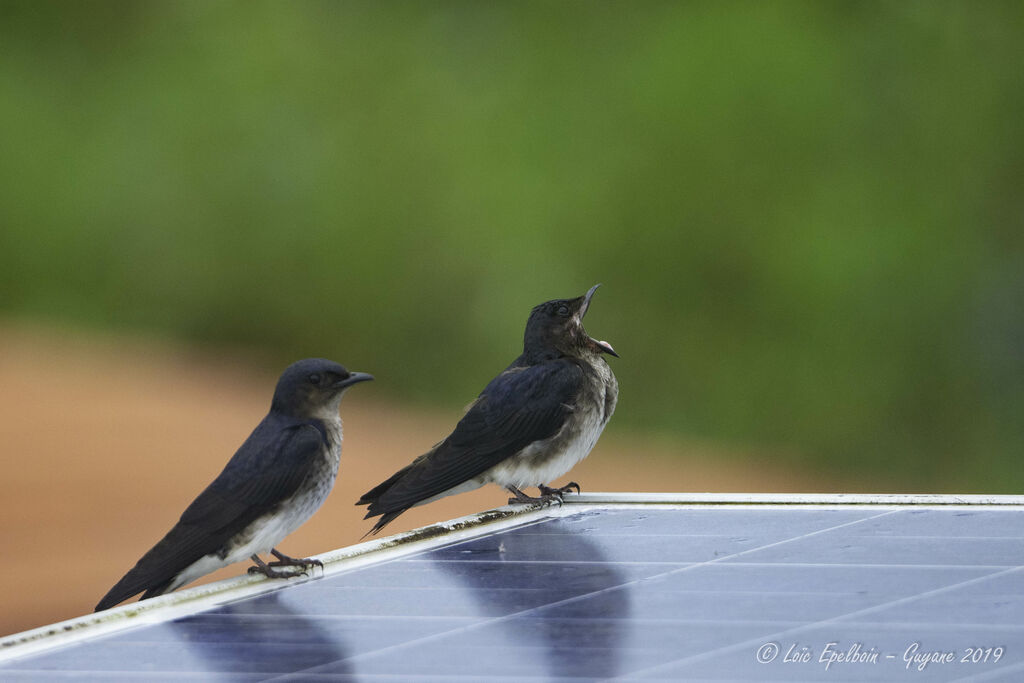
xmin=358 ymin=284 xmax=618 ymax=534
xmin=95 ymin=358 xmax=373 ymax=611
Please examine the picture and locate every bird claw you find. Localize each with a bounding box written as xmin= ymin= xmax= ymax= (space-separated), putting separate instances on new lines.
xmin=539 ymin=481 xmax=581 ymax=497
xmin=546 ymin=493 xmax=565 ymax=508
xmin=507 ymin=483 xmax=582 ymax=507
xmin=269 ymin=550 xmax=324 ymax=571
xmin=506 ymin=485 xmax=553 ymax=506
xmin=248 ymin=564 xmax=300 ymax=579
xmin=507 ymin=486 xmax=542 ymax=505
xmin=248 ymin=551 xmax=323 ymax=579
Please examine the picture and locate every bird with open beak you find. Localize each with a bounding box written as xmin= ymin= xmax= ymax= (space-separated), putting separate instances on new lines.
xmin=359 ymin=284 xmax=618 ymax=534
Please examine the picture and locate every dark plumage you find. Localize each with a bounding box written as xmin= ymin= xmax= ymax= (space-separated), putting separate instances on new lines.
xmin=95 ymin=358 xmax=373 ymax=611
xmin=359 ymin=284 xmax=618 ymax=534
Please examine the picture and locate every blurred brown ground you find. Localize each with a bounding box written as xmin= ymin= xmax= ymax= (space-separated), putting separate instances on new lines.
xmin=0 ymin=323 xmax=834 ymax=637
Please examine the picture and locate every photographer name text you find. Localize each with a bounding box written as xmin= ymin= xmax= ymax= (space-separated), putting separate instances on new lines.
xmin=756 ymin=641 xmax=1004 ymax=671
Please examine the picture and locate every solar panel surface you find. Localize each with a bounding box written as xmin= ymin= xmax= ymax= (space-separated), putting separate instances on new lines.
xmin=2 ymin=494 xmax=1023 ymax=681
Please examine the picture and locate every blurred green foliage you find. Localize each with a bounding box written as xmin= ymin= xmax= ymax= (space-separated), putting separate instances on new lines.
xmin=1 ymin=2 xmax=1022 ymax=490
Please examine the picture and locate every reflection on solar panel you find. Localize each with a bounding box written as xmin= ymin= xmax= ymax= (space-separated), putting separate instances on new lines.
xmin=3 ymin=493 xmax=1024 ymax=681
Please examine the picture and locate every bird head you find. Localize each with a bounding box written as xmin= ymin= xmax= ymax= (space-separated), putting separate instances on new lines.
xmin=271 ymin=358 xmax=374 ymax=419
xmin=523 ymin=284 xmax=618 ymax=360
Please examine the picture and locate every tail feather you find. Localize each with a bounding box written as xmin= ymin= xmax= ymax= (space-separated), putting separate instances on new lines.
xmin=94 ymin=522 xmax=211 ymax=612
xmin=359 ymin=509 xmax=407 ymax=538
xmin=357 ymin=463 xmax=413 ymax=507
xmin=140 ymin=579 xmax=176 ymax=601
xmin=357 ymin=462 xmax=418 ymax=535
xmin=95 ymin=566 xmax=175 ymax=612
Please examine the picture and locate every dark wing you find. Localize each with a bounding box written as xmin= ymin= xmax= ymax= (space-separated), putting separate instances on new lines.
xmin=95 ymin=420 xmax=326 ymax=611
xmin=359 ymin=359 xmax=583 ymax=533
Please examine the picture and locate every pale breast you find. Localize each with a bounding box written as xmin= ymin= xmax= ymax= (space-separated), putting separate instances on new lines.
xmin=169 ymin=417 xmax=345 ymax=592
xmin=225 ymin=417 xmax=343 ymax=561
xmin=486 ymin=356 xmax=617 ymax=490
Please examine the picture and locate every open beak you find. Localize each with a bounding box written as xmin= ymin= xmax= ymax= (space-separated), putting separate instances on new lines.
xmin=578 ymin=283 xmax=601 ymax=319
xmin=592 ymin=338 xmax=619 ymax=358
xmin=334 ymin=372 xmax=374 ymax=390
xmin=578 ymin=283 xmax=619 ymax=358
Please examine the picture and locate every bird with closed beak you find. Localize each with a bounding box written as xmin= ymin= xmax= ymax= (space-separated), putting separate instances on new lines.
xmin=95 ymin=358 xmax=373 ymax=611
xmin=359 ymin=284 xmax=618 ymax=534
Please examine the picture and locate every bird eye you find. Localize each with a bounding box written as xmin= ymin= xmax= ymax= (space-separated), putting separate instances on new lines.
xmin=557 ymin=305 xmax=570 ymax=317
xmin=308 ymin=373 xmax=321 ymax=385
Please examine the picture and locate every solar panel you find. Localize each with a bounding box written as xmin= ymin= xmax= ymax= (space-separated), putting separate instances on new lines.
xmin=3 ymin=493 xmax=1023 ymax=681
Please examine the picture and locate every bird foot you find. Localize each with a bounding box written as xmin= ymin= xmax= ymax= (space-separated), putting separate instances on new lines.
xmin=507 ymin=485 xmax=544 ymax=505
xmin=268 ymin=548 xmax=324 ymax=571
xmin=247 ymin=551 xmax=322 ymax=579
xmin=248 ymin=563 xmax=298 ymax=579
xmin=507 ymin=483 xmax=580 ymax=507
xmin=539 ymin=481 xmax=581 ymax=497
